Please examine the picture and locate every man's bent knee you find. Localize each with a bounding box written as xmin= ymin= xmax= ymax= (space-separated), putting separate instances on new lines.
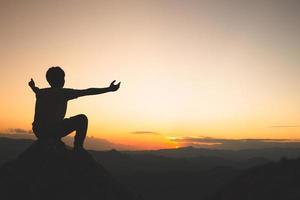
xmin=77 ymin=114 xmax=88 ymax=125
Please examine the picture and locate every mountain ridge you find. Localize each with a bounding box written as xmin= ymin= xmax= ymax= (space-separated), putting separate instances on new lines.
xmin=209 ymin=157 xmax=300 ymax=200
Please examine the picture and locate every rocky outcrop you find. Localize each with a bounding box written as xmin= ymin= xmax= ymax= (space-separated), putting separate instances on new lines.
xmin=0 ymin=139 xmax=139 ymax=200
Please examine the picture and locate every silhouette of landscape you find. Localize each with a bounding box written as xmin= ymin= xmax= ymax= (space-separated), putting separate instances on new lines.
xmin=209 ymin=157 xmax=300 ymax=200
xmin=1 ymin=136 xmax=300 ymax=200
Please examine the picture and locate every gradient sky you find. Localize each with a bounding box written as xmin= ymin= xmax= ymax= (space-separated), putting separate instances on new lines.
xmin=1 ymin=0 xmax=300 ymax=149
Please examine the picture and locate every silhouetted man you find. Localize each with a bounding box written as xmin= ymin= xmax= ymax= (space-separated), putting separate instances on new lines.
xmin=29 ymin=66 xmax=120 ymax=151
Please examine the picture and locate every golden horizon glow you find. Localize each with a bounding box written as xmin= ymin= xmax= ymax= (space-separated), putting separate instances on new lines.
xmin=1 ymin=1 xmax=300 ymax=149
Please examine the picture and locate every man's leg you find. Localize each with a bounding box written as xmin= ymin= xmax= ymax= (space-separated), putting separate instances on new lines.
xmin=60 ymin=114 xmax=88 ymax=150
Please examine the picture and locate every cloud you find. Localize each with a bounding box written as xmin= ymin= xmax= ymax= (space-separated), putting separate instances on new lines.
xmin=7 ymin=128 xmax=33 ymax=134
xmin=130 ymin=131 xmax=161 ymax=135
xmin=169 ymin=136 xmax=300 ymax=150
xmin=270 ymin=125 xmax=300 ymax=128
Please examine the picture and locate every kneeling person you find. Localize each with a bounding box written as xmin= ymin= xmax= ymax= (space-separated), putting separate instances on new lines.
xmin=29 ymin=66 xmax=120 ymax=150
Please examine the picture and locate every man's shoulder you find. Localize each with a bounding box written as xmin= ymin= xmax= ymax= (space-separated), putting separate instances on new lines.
xmin=37 ymin=88 xmax=69 ymax=96
xmin=39 ymin=88 xmax=74 ymax=92
xmin=37 ymin=88 xmax=79 ymax=99
xmin=39 ymin=87 xmax=51 ymax=91
xmin=37 ymin=87 xmax=54 ymax=94
xmin=61 ymin=88 xmax=81 ymax=100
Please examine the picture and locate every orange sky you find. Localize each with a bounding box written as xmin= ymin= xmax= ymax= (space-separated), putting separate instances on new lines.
xmin=1 ymin=0 xmax=300 ymax=149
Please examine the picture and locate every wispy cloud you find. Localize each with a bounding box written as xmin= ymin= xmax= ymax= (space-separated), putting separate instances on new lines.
xmin=130 ymin=131 xmax=161 ymax=135
xmin=169 ymin=136 xmax=300 ymax=150
xmin=270 ymin=125 xmax=300 ymax=128
xmin=7 ymin=128 xmax=33 ymax=134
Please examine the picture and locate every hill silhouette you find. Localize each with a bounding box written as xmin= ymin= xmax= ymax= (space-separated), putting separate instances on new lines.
xmin=209 ymin=157 xmax=300 ymax=200
xmin=3 ymin=136 xmax=300 ymax=200
xmin=0 ymin=140 xmax=139 ymax=200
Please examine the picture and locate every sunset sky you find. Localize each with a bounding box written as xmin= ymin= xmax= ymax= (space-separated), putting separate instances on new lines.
xmin=1 ymin=0 xmax=300 ymax=150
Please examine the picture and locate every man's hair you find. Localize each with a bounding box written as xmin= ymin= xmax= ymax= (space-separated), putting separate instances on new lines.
xmin=46 ymin=66 xmax=65 ymax=88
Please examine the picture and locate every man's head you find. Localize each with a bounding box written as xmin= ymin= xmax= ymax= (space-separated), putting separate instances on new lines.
xmin=46 ymin=66 xmax=65 ymax=88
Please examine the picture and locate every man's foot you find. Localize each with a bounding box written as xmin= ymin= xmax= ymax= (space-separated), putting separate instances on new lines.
xmin=73 ymin=145 xmax=87 ymax=153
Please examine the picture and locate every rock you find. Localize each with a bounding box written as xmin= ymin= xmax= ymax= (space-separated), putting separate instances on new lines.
xmin=0 ymin=139 xmax=139 ymax=200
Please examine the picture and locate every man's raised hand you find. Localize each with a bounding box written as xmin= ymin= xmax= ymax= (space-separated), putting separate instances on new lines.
xmin=28 ymin=78 xmax=40 ymax=93
xmin=109 ymin=80 xmax=121 ymax=92
xmin=28 ymin=78 xmax=35 ymax=88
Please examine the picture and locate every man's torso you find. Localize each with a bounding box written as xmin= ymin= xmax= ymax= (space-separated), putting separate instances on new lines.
xmin=33 ymin=88 xmax=69 ymax=129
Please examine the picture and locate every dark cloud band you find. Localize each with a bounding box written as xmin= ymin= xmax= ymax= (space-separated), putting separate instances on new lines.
xmin=130 ymin=131 xmax=160 ymax=135
xmin=170 ymin=136 xmax=300 ymax=149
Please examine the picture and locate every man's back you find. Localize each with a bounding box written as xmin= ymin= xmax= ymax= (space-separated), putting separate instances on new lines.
xmin=33 ymin=88 xmax=79 ymax=129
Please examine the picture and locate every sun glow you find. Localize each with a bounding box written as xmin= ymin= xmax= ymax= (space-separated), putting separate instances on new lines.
xmin=1 ymin=1 xmax=300 ymax=149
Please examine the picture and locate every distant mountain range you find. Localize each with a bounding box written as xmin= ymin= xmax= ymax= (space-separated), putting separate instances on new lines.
xmin=209 ymin=157 xmax=300 ymax=200
xmin=125 ymin=145 xmax=300 ymax=161
xmin=1 ymin=136 xmax=300 ymax=200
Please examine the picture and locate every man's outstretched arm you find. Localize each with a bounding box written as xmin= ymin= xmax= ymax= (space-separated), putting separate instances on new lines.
xmin=75 ymin=80 xmax=121 ymax=97
xmin=28 ymin=78 xmax=39 ymax=94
